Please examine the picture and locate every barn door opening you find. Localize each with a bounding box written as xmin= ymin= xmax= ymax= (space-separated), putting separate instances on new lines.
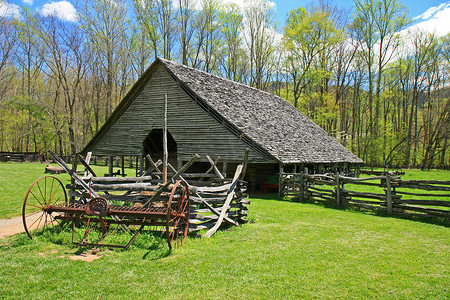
xmin=143 ymin=129 xmax=177 ymax=168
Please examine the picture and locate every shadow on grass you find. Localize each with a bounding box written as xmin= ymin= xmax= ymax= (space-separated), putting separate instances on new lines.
xmin=142 ymin=248 xmax=171 ymax=260
xmin=248 ymin=192 xmax=285 ymax=201
xmin=263 ymin=192 xmax=450 ymax=228
xmin=373 ymin=210 xmax=450 ymax=227
xmin=4 ymin=224 xmax=179 ymax=259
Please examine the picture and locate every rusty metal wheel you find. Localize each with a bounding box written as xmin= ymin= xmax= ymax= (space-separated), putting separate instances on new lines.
xmin=22 ymin=176 xmax=67 ymax=239
xmin=166 ymin=180 xmax=190 ymax=249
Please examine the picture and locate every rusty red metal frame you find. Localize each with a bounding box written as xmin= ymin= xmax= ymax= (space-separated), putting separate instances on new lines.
xmin=24 ymin=176 xmax=190 ymax=249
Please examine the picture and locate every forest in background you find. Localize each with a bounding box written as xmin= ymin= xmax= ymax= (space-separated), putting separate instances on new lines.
xmin=0 ymin=0 xmax=448 ymax=169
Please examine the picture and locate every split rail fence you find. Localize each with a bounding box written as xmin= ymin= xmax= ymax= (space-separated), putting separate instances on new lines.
xmin=68 ymin=153 xmax=250 ymax=234
xmin=280 ymin=173 xmax=450 ymax=220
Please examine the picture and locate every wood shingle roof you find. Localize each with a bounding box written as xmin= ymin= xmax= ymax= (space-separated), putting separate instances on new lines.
xmin=159 ymin=58 xmax=363 ymax=164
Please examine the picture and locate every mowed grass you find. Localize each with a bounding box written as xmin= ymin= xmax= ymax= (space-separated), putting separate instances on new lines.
xmin=0 ymin=162 xmax=133 ymax=219
xmin=0 ymin=163 xmax=449 ymax=298
xmin=0 ymin=196 xmax=449 ymax=299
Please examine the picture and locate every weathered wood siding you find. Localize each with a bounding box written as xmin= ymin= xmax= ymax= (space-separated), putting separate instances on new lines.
xmin=90 ymin=65 xmax=274 ymax=163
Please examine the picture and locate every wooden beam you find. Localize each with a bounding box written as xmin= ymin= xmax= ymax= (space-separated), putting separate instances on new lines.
xmin=146 ymin=154 xmax=162 ymax=173
xmin=204 ymin=164 xmax=243 ymax=237
xmin=199 ymin=156 xmax=220 ymax=181
xmin=206 ymin=155 xmax=224 ymax=179
xmin=163 ymin=93 xmax=168 ymax=184
xmin=143 ymin=154 xmax=200 ymax=207
xmin=167 ymin=163 xmax=239 ymax=227
xmin=83 ymin=152 xmax=92 ymax=178
xmin=78 ymin=154 xmax=97 ymax=178
xmin=47 ymin=150 xmax=99 ymax=198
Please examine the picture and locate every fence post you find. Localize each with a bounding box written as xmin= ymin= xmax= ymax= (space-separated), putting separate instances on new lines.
xmin=336 ymin=172 xmax=341 ymax=208
xmin=386 ymin=175 xmax=393 ymax=215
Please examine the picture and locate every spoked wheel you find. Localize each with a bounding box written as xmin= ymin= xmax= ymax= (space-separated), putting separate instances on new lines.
xmin=166 ymin=180 xmax=190 ymax=249
xmin=22 ymin=176 xmax=67 ymax=239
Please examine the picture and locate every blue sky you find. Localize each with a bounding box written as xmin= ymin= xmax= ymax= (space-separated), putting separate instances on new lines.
xmin=274 ymin=0 xmax=448 ymax=22
xmin=2 ymin=0 xmax=450 ymax=36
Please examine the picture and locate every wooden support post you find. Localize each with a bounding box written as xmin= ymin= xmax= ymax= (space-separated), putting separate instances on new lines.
xmin=222 ymin=161 xmax=228 ymax=178
xmin=240 ymin=148 xmax=249 ymax=180
xmin=121 ymin=156 xmax=125 ymax=177
xmin=386 ymin=175 xmax=393 ymax=215
xmin=278 ymin=164 xmax=284 ymax=197
xmin=163 ymin=93 xmax=168 ymax=184
xmin=299 ymin=171 xmax=304 ymax=201
xmin=135 ymin=156 xmax=139 ymax=177
xmin=108 ymin=156 xmax=113 ymax=176
xmin=341 ymin=182 xmax=346 ymax=208
xmin=139 ymin=155 xmax=144 ymax=176
xmin=336 ymin=172 xmax=341 ymax=207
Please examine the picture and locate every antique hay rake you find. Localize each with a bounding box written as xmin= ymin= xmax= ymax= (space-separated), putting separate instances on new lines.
xmin=22 ymin=150 xmax=195 ymax=249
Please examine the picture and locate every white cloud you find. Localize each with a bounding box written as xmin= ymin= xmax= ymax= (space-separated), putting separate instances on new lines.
xmin=0 ymin=1 xmax=20 ymax=18
xmin=41 ymin=1 xmax=78 ymax=22
xmin=23 ymin=0 xmax=33 ymax=5
xmin=413 ymin=3 xmax=446 ymax=21
xmin=404 ymin=3 xmax=450 ymax=37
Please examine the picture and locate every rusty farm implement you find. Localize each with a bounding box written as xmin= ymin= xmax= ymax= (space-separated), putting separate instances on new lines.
xmin=22 ymin=150 xmax=249 ymax=249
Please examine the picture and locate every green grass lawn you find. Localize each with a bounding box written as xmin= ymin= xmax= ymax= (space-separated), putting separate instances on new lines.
xmin=0 ymin=163 xmax=449 ymax=299
xmin=0 ymin=162 xmax=133 ymax=219
xmin=0 ymin=196 xmax=449 ymax=299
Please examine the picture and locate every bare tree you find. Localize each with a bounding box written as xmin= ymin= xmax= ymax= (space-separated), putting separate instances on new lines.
xmin=244 ymin=0 xmax=276 ymax=90
xmin=0 ymin=9 xmax=16 ymax=103
xmin=79 ymin=0 xmax=128 ymax=121
xmin=38 ymin=15 xmax=89 ymax=154
xmin=178 ymin=0 xmax=197 ymax=65
xmin=219 ymin=3 xmax=247 ymax=82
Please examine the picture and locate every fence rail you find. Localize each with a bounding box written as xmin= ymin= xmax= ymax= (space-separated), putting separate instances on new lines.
xmin=280 ymin=172 xmax=450 ymax=220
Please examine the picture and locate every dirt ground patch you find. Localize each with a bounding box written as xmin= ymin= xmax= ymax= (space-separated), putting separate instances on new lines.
xmin=0 ymin=216 xmax=26 ymax=239
xmin=69 ymin=253 xmax=102 ymax=262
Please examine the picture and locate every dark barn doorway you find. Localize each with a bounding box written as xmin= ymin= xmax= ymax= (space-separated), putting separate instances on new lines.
xmin=143 ymin=129 xmax=177 ymax=167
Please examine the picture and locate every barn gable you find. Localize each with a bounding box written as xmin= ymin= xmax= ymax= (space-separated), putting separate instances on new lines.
xmin=84 ymin=61 xmax=275 ymax=163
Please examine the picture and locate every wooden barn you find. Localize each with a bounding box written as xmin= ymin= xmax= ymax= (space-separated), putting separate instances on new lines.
xmin=81 ymin=58 xmax=363 ymax=190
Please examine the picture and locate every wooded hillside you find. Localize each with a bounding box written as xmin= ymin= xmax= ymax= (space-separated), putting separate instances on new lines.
xmin=0 ymin=0 xmax=448 ymax=169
